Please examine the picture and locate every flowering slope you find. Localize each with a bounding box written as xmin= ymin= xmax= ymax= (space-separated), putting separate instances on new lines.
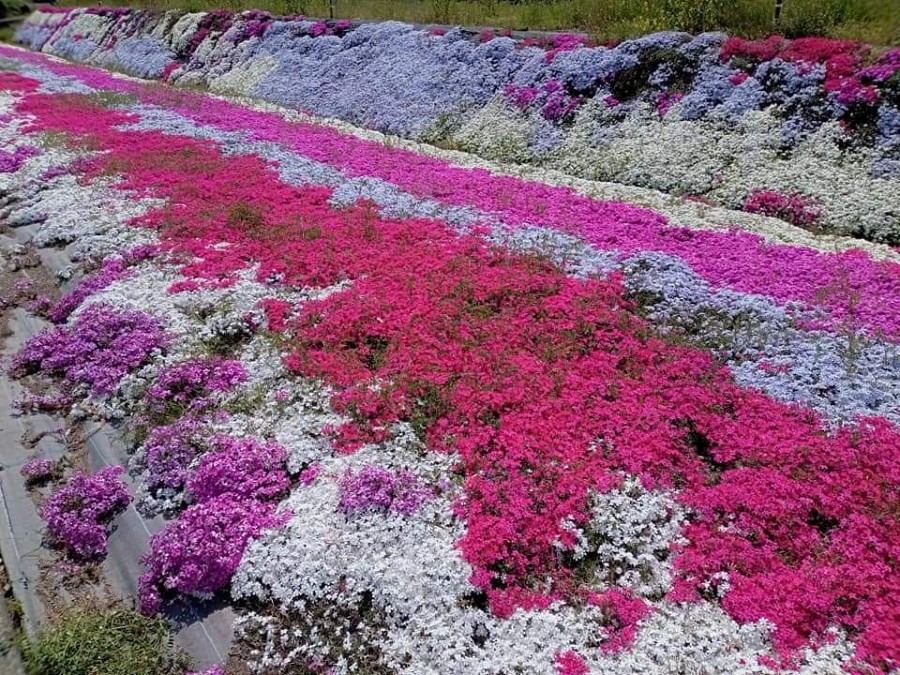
xmin=1 ymin=50 xmax=899 ymax=674
xmin=14 ymin=7 xmax=900 ymax=243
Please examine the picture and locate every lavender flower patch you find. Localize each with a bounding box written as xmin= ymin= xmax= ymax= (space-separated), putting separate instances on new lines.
xmin=184 ymin=435 xmax=290 ymax=504
xmin=135 ymin=417 xmax=208 ymax=494
xmin=15 ymin=7 xmax=900 ymax=240
xmin=0 ymin=145 xmax=39 ymax=173
xmin=337 ymin=464 xmax=434 ymax=517
xmin=40 ymin=466 xmax=131 ymax=559
xmin=138 ymin=494 xmax=289 ymax=614
xmin=10 ymin=303 xmax=168 ymax=399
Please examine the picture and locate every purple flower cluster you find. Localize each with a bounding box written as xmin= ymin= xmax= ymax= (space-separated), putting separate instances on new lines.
xmin=505 ymin=79 xmax=582 ymax=123
xmin=10 ymin=303 xmax=168 ymax=397
xmin=337 ymin=465 xmax=433 ymax=517
xmin=39 ymin=164 xmax=68 ymax=180
xmin=20 ymin=457 xmax=56 ymax=485
xmin=138 ymin=495 xmax=288 ymax=614
xmin=48 ymin=246 xmax=156 ymax=323
xmin=0 ymin=145 xmax=39 ymax=173
xmin=134 ymin=353 xmax=289 ymax=612
xmin=26 ymin=294 xmax=52 ymax=315
xmin=859 ymin=49 xmax=900 ymax=84
xmin=140 ymin=418 xmax=207 ymax=492
xmin=185 ymin=436 xmax=290 ymax=504
xmin=40 ymin=466 xmax=131 ymax=559
xmin=742 ymin=189 xmax=822 ymax=230
xmin=143 ymin=356 xmax=246 ymax=419
xmin=656 ymin=90 xmax=684 ymax=117
xmin=504 ymin=84 xmax=539 ymax=109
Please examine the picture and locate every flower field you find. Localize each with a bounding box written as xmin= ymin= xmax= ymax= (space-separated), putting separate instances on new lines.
xmin=0 ymin=9 xmax=899 ymax=675
xmin=14 ymin=7 xmax=900 ymax=244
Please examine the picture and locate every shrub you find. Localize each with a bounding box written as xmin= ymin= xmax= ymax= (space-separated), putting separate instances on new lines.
xmin=742 ymin=189 xmax=822 ymax=229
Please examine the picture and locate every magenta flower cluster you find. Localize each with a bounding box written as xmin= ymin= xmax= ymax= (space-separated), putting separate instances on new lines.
xmin=337 ymin=465 xmax=433 ymax=517
xmin=138 ymin=495 xmax=288 ymax=614
xmin=20 ymin=457 xmax=56 ymax=485
xmin=656 ymin=90 xmax=684 ymax=117
xmin=504 ymin=79 xmax=583 ymax=123
xmin=742 ymin=189 xmax=822 ymax=230
xmin=185 ymin=435 xmax=290 ymax=504
xmin=40 ymin=466 xmax=131 ymax=559
xmin=10 ymin=303 xmax=167 ymax=397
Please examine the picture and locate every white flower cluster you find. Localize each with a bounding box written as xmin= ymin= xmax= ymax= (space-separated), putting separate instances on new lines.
xmin=455 ymin=97 xmax=900 ymax=243
xmin=234 ymin=92 xmax=899 ymax=263
xmin=563 ymin=477 xmax=687 ymax=600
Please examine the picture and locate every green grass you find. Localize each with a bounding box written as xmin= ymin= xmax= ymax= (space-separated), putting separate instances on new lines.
xmin=60 ymin=0 xmax=900 ymax=43
xmin=20 ymin=609 xmax=190 ymax=675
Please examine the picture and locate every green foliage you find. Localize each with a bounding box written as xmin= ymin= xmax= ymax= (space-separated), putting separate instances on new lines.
xmin=777 ymin=0 xmax=852 ymax=37
xmin=87 ymin=91 xmax=142 ymax=108
xmin=659 ymin=0 xmax=725 ymax=33
xmin=21 ymin=609 xmax=189 ymax=675
xmin=0 ymin=0 xmax=29 ymax=20
xmin=5 ymin=599 xmax=22 ymax=628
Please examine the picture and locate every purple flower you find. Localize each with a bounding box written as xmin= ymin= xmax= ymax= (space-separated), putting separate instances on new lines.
xmin=0 ymin=146 xmax=39 ymax=173
xmin=26 ymin=294 xmax=52 ymax=315
xmin=140 ymin=418 xmax=207 ymax=492
xmin=541 ymin=90 xmax=581 ymax=122
xmin=143 ymin=356 xmax=246 ymax=419
xmin=41 ymin=466 xmax=131 ymax=559
xmin=48 ymin=250 xmax=152 ymax=323
xmin=299 ymin=463 xmax=320 ymax=485
xmin=40 ymin=165 xmax=68 ymax=180
xmin=20 ymin=457 xmax=56 ymax=485
xmin=337 ymin=465 xmax=433 ymax=517
xmin=504 ymin=84 xmax=539 ymax=109
xmin=10 ymin=303 xmax=168 ymax=397
xmin=138 ymin=495 xmax=289 ymax=614
xmin=656 ymin=90 xmax=684 ymax=117
xmin=185 ymin=435 xmax=289 ymax=504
